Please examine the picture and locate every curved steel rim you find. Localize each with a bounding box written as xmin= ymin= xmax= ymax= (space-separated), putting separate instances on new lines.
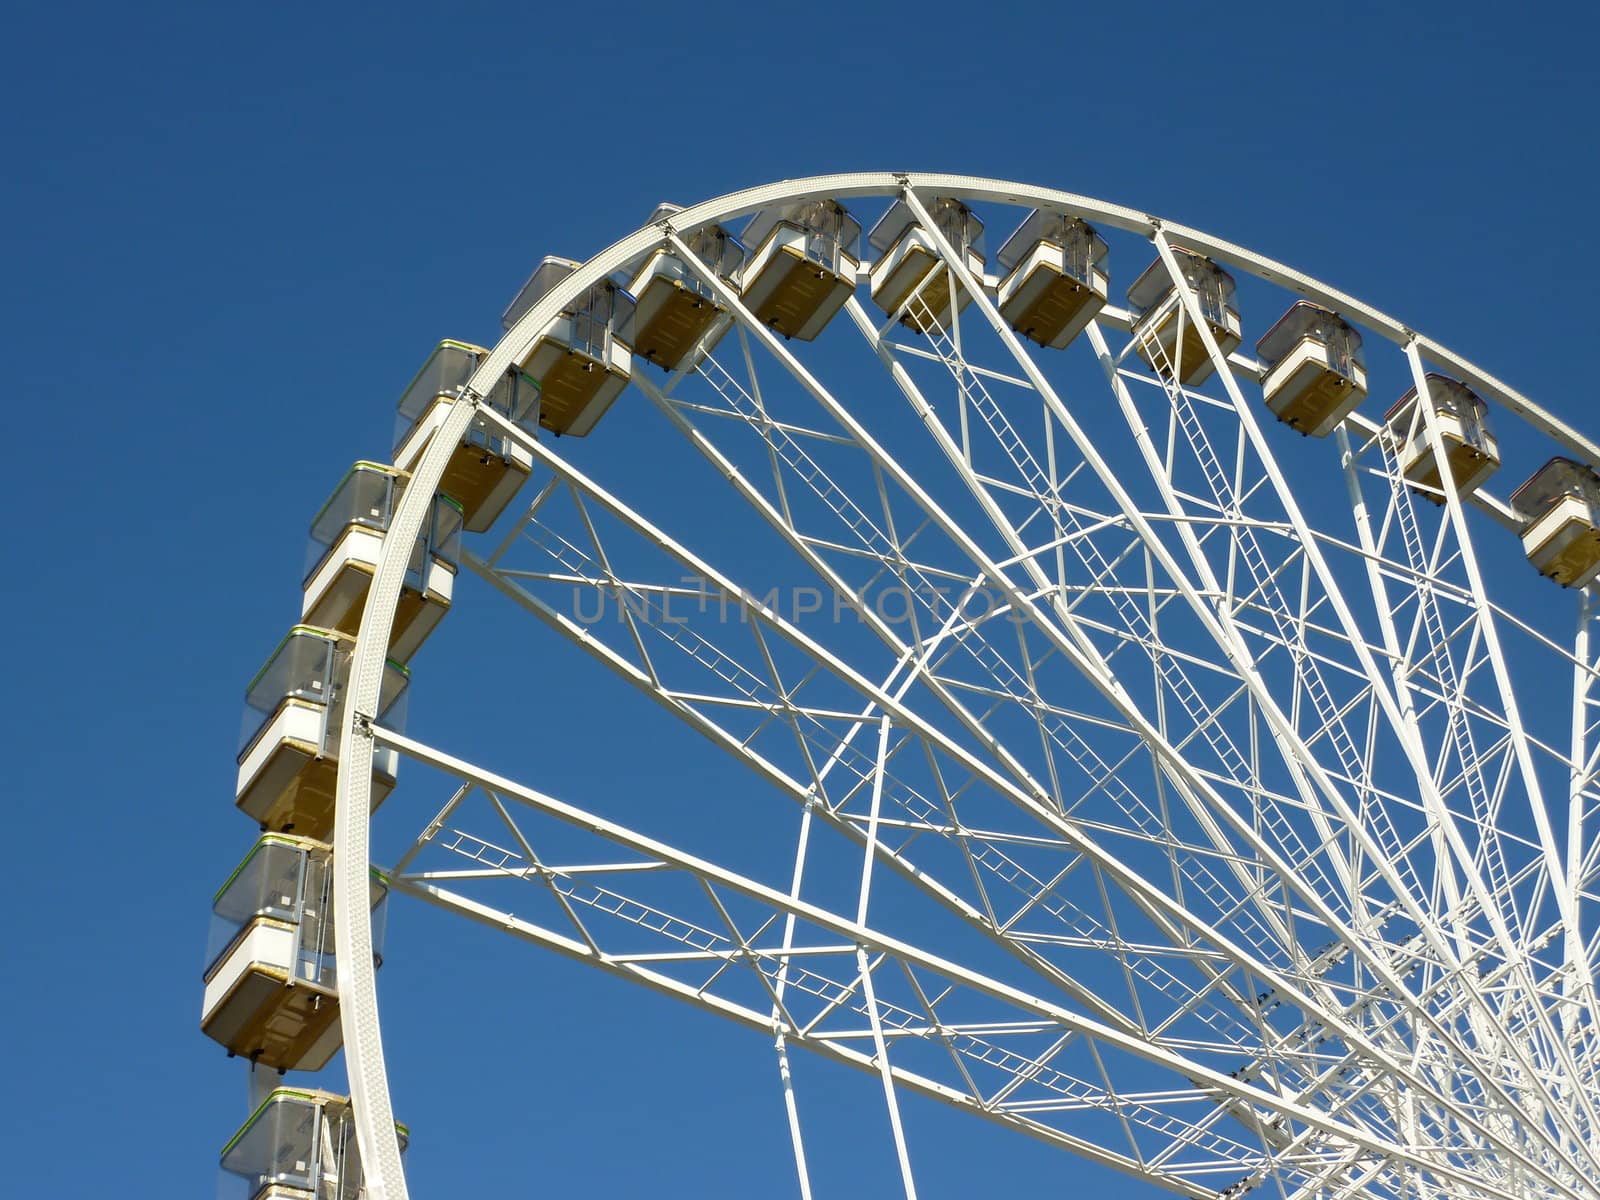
xmin=332 ymin=171 xmax=1584 ymax=1200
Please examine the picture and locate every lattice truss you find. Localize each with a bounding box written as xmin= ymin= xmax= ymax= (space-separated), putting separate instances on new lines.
xmin=383 ymin=202 xmax=1600 ymax=1200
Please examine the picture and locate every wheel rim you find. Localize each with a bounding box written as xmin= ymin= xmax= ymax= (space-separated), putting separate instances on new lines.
xmin=318 ymin=173 xmax=1600 ymax=1200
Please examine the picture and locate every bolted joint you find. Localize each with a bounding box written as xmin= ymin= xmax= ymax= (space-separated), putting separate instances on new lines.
xmin=353 ymin=710 xmax=376 ymax=738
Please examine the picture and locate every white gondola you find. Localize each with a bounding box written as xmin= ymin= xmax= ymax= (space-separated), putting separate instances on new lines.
xmin=1127 ymin=247 xmax=1242 ymax=385
xmin=1386 ymin=373 xmax=1500 ymax=499
xmin=1256 ymin=302 xmax=1367 ymax=436
xmin=867 ymin=197 xmax=984 ymax=333
xmin=301 ymin=463 xmax=462 ymax=663
xmin=501 ymin=257 xmax=635 ymax=438
xmin=739 ymin=200 xmax=860 ymax=341
xmin=235 ymin=626 xmax=409 ymax=841
xmin=392 ymin=339 xmax=542 ymax=533
xmin=220 ymin=1087 xmax=407 ymax=1200
xmin=627 ymin=204 xmax=746 ymax=370
xmin=995 ymin=211 xmax=1109 ymax=349
xmin=1512 ymin=458 xmax=1600 ymax=587
xmin=201 ymin=835 xmax=387 ymax=1071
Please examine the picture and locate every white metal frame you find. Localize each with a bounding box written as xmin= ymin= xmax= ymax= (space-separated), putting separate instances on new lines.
xmin=323 ymin=174 xmax=1600 ymax=1200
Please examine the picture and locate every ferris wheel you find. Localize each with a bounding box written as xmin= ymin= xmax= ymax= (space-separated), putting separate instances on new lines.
xmin=200 ymin=172 xmax=1600 ymax=1200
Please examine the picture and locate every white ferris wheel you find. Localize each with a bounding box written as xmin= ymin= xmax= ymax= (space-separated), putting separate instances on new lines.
xmin=200 ymin=172 xmax=1600 ymax=1200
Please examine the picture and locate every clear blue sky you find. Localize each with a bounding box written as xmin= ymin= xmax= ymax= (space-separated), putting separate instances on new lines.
xmin=4 ymin=1 xmax=1597 ymax=1196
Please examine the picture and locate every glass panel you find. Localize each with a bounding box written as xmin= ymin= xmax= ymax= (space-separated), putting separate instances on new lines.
xmin=1124 ymin=257 xmax=1168 ymax=316
xmin=464 ymin=365 xmax=543 ymax=451
xmin=686 ymin=224 xmax=747 ymax=281
xmin=1431 ymin=377 xmax=1489 ymax=448
xmin=569 ymin=280 xmax=638 ymax=359
xmin=462 ymin=407 xmax=514 ymax=461
xmin=633 ymin=205 xmax=746 ymax=301
xmin=1256 ymin=303 xmax=1365 ymax=374
xmin=306 ymin=465 xmax=399 ymax=578
xmin=674 ymin=253 xmax=713 ymax=303
xmin=395 ymin=341 xmax=484 ymax=427
xmin=1126 ymin=248 xmax=1236 ymax=324
xmin=323 ymin=1103 xmax=408 ymax=1200
xmin=1514 ymin=458 xmax=1600 ymax=523
xmin=1390 ymin=376 xmax=1492 ymax=450
xmin=327 ymin=1105 xmax=365 ymax=1200
xmin=669 ymin=224 xmax=747 ymax=301
xmin=294 ymin=850 xmax=336 ymax=987
xmin=205 ymin=838 xmax=387 ymax=985
xmin=1183 ymin=255 xmax=1233 ymax=327
xmin=801 ymin=202 xmax=852 ymax=271
xmin=206 ymin=838 xmax=309 ymax=971
xmin=502 ymin=257 xmax=580 ymax=330
xmin=369 ymin=873 xmax=391 ymax=966
xmin=1429 ymin=378 xmax=1473 ymax=419
xmin=220 ymin=1092 xmax=324 ymax=1196
xmin=324 ymin=637 xmax=355 ymax=757
xmin=288 ymin=858 xmax=388 ymax=988
xmin=996 ymin=209 xmax=1046 ymax=271
xmin=933 ymin=198 xmax=984 ymax=260
xmin=1327 ymin=320 xmax=1364 ymax=374
xmin=503 ymin=258 xmax=640 ymax=359
xmin=309 ymin=466 xmax=398 ymax=543
xmin=220 ymin=1091 xmax=406 ymax=1200
xmin=1062 ymin=221 xmax=1107 ymax=287
xmin=997 ymin=211 xmax=1110 ymax=287
xmin=569 ymin=294 xmax=603 ymax=357
xmin=571 ymin=315 xmax=602 ymax=360
xmin=743 ymin=201 xmax=861 ymax=272
xmin=867 ymin=200 xmax=917 ymax=254
xmin=378 ymin=657 xmax=410 ymax=727
xmin=405 ymin=518 xmax=427 ymax=584
xmin=401 ymin=491 xmax=461 ymax=588
xmin=611 ymin=280 xmax=639 ymax=337
xmin=240 ymin=629 xmax=339 ymax=754
xmin=429 ymin=494 xmax=464 ymax=564
xmin=868 ymin=198 xmax=984 ymax=259
xmin=1256 ymin=302 xmax=1314 ymax=365
xmin=505 ymin=365 xmax=543 ymax=433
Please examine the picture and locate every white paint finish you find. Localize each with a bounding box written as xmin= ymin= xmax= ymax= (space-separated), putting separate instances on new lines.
xmin=202 ymin=919 xmax=300 ymax=1013
xmin=995 ymin=241 xmax=1108 ymax=349
xmin=1260 ymin=338 xmax=1369 ymax=437
xmin=324 ymin=172 xmax=1600 ymax=1200
xmin=1523 ymin=494 xmax=1600 ymax=586
xmin=301 ymin=527 xmax=384 ymax=624
xmin=867 ymin=224 xmax=982 ymax=328
xmin=738 ymin=221 xmax=858 ymax=341
xmin=237 ymin=702 xmax=325 ymax=801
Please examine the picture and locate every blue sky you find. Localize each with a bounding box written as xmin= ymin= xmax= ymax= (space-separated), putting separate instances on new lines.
xmin=5 ymin=1 xmax=1597 ymax=1196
